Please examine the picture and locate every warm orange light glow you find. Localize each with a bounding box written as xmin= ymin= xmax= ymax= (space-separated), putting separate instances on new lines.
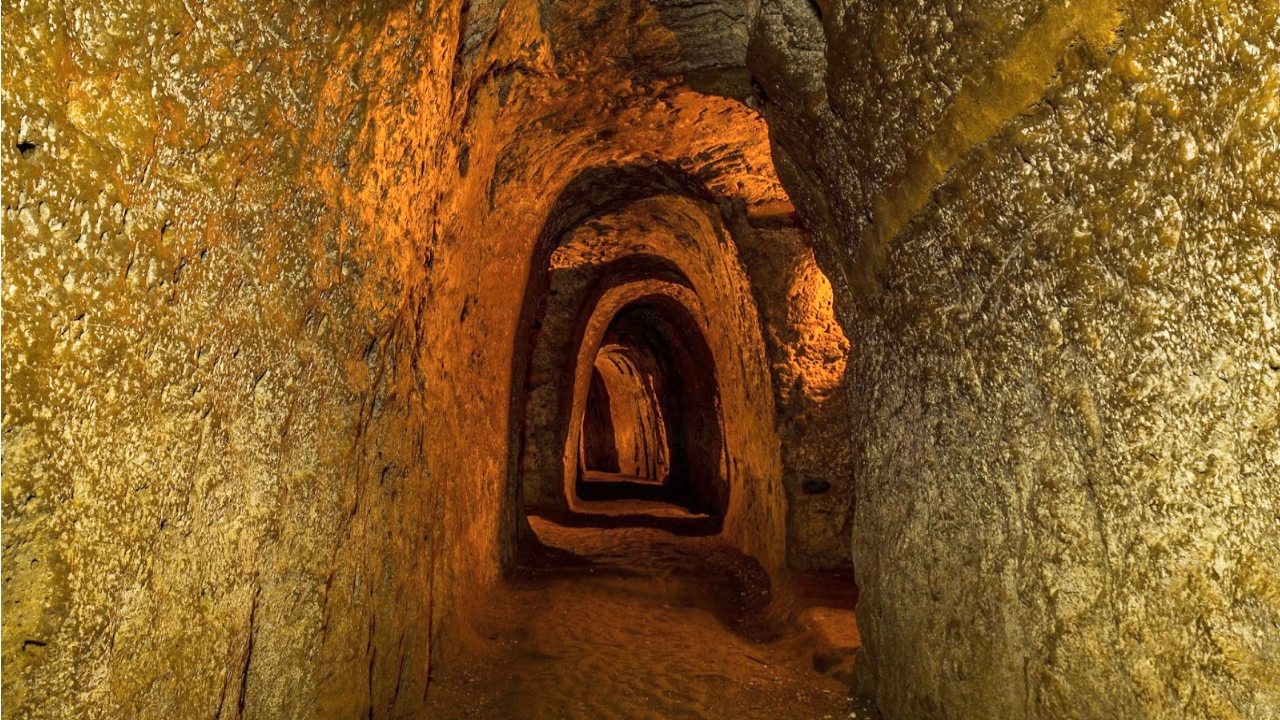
xmin=582 ymin=344 xmax=670 ymax=483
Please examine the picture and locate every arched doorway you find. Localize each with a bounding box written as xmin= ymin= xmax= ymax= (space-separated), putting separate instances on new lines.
xmin=580 ymin=347 xmax=669 ymax=483
xmin=570 ymin=298 xmax=728 ymax=516
xmin=579 ymin=364 xmax=623 ymax=476
xmin=506 ymin=165 xmax=787 ymax=574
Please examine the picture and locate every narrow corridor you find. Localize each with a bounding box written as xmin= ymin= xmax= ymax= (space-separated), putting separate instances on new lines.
xmin=5 ymin=0 xmax=1277 ymax=717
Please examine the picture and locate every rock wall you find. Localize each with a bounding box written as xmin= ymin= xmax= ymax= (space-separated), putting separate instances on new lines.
xmin=16 ymin=0 xmax=1264 ymax=716
xmin=752 ymin=0 xmax=1280 ymax=717
xmin=588 ymin=346 xmax=669 ymax=483
xmin=580 ymin=364 xmax=625 ymax=476
xmin=735 ymin=224 xmax=854 ymax=569
xmin=3 ymin=1 xmax=458 ymax=716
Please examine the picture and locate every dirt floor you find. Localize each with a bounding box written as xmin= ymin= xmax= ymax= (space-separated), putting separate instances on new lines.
xmin=424 ymin=500 xmax=868 ymax=720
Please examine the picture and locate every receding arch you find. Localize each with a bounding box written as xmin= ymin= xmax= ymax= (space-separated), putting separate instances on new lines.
xmin=567 ymin=289 xmax=729 ymax=516
xmin=505 ymin=164 xmax=722 ymax=519
xmin=582 ymin=346 xmax=670 ymax=483
xmin=580 ymin=364 xmax=623 ymax=475
xmin=517 ymin=256 xmax=695 ymax=511
xmin=507 ymin=169 xmax=787 ymax=574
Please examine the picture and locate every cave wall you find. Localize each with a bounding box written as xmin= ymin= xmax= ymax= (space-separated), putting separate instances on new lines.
xmin=751 ymin=0 xmax=1280 ymax=717
xmin=2 ymin=0 xmax=458 ymax=716
xmin=734 ymin=223 xmax=854 ymax=569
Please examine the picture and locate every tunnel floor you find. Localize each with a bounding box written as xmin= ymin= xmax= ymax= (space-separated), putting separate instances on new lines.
xmin=424 ymin=502 xmax=863 ymax=719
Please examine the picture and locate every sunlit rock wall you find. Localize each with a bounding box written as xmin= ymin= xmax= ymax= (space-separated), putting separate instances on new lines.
xmin=751 ymin=0 xmax=1280 ymax=717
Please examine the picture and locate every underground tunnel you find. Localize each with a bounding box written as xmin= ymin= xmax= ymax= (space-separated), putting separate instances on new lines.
xmin=3 ymin=0 xmax=1279 ymax=718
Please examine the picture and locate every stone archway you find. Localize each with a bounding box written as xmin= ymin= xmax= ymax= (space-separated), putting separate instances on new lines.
xmin=568 ymin=294 xmax=729 ymax=516
xmin=509 ymin=176 xmax=787 ymax=571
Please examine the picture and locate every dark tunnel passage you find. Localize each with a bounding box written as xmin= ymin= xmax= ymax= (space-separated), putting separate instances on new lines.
xmin=579 ymin=364 xmax=623 ymax=476
xmin=466 ymin=155 xmax=863 ymax=716
xmin=579 ymin=345 xmax=669 ymax=484
xmin=574 ymin=299 xmax=728 ymax=517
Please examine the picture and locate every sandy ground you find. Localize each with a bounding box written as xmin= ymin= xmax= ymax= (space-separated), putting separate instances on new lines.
xmin=424 ymin=501 xmax=866 ymax=720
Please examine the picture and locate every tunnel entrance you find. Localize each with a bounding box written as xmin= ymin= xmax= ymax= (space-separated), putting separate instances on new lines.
xmin=573 ymin=300 xmax=727 ymax=517
xmin=580 ymin=346 xmax=669 ymax=484
xmin=506 ymin=171 xmax=792 ymax=564
xmin=580 ymin=365 xmax=624 ymax=476
xmin=489 ymin=168 xmax=857 ymax=717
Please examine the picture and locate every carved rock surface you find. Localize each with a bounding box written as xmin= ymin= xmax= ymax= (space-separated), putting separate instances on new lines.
xmin=752 ymin=0 xmax=1280 ymax=717
xmin=3 ymin=0 xmax=852 ymax=716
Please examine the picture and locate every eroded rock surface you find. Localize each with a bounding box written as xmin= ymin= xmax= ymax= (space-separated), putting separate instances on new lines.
xmin=4 ymin=2 xmax=453 ymax=715
xmin=3 ymin=0 xmax=852 ymax=716
xmin=752 ymin=0 xmax=1280 ymax=717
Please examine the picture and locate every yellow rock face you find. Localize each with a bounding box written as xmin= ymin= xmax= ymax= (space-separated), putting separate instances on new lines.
xmin=753 ymin=0 xmax=1280 ymax=716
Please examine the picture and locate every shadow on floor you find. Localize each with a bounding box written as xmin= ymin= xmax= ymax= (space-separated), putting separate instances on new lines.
xmin=431 ymin=510 xmax=871 ymax=719
xmin=528 ymin=504 xmax=723 ymax=536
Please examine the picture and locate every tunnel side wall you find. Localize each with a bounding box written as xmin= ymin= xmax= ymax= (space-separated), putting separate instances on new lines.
xmin=751 ymin=0 xmax=1280 ymax=717
xmin=2 ymin=2 xmax=461 ymax=717
xmin=581 ymin=366 xmax=623 ymax=475
xmin=733 ymin=223 xmax=855 ymax=569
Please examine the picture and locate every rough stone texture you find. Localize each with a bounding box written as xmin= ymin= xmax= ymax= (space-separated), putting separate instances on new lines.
xmin=752 ymin=0 xmax=1280 ymax=717
xmin=735 ymin=225 xmax=854 ymax=569
xmin=3 ymin=1 xmax=454 ymax=716
xmin=2 ymin=0 xmax=854 ymax=716
xmin=10 ymin=0 xmax=1273 ymax=716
